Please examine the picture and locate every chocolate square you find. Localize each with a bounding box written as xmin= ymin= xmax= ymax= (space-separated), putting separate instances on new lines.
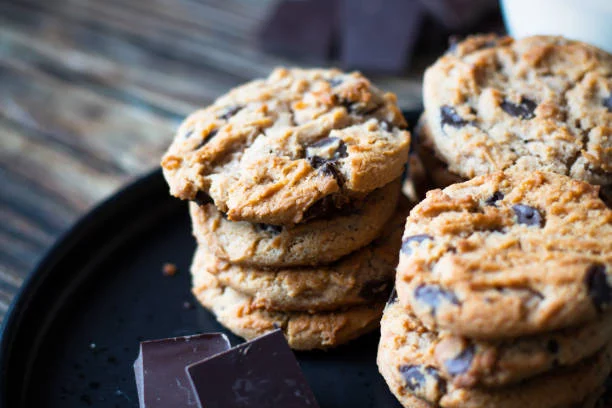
xmin=186 ymin=329 xmax=319 ymax=408
xmin=134 ymin=333 xmax=231 ymax=407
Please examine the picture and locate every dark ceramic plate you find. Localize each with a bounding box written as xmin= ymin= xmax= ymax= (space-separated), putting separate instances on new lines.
xmin=0 ymin=111 xmax=423 ymax=408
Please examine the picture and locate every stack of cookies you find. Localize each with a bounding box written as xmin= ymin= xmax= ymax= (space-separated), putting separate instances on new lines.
xmin=381 ymin=34 xmax=612 ymax=407
xmin=409 ymin=34 xmax=612 ymax=205
xmin=379 ymin=170 xmax=612 ymax=407
xmin=161 ymin=68 xmax=412 ymax=350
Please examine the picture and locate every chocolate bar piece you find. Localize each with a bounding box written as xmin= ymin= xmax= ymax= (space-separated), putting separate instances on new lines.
xmin=259 ymin=0 xmax=338 ymax=62
xmin=339 ymin=0 xmax=425 ymax=73
xmin=134 ymin=333 xmax=231 ymax=407
xmin=187 ymin=329 xmax=319 ymax=408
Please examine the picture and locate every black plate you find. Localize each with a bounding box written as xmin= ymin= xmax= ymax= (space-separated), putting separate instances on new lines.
xmin=0 ymin=110 xmax=422 ymax=408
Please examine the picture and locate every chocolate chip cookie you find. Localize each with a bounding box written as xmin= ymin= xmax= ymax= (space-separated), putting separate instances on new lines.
xmin=378 ymin=301 xmax=612 ymax=408
xmin=190 ymin=179 xmax=401 ymax=267
xmin=381 ymin=300 xmax=612 ymax=388
xmin=191 ymin=267 xmax=384 ymax=350
xmin=162 ymin=67 xmax=410 ymax=225
xmin=396 ymin=170 xmax=612 ymax=339
xmin=422 ymin=34 xmax=612 ymax=189
xmin=191 ymin=201 xmax=408 ymax=312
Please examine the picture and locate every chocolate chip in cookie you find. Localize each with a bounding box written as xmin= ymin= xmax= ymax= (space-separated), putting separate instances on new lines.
xmin=414 ymin=284 xmax=459 ymax=314
xmin=513 ymin=204 xmax=544 ymax=227
xmin=444 ymin=344 xmax=475 ymax=376
xmin=585 ymin=263 xmax=612 ymax=312
xmin=440 ymin=105 xmax=469 ymax=128
xmin=194 ymin=128 xmax=219 ymax=150
xmin=603 ymin=95 xmax=612 ymax=112
xmin=500 ymin=97 xmax=537 ymax=119
xmin=218 ymin=105 xmax=243 ymax=120
xmin=484 ymin=191 xmax=504 ymax=206
xmin=255 ymin=223 xmax=283 ymax=235
xmin=401 ymin=234 xmax=433 ymax=255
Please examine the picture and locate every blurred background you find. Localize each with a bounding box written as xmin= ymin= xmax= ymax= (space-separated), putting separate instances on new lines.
xmin=0 ymin=0 xmax=506 ymax=319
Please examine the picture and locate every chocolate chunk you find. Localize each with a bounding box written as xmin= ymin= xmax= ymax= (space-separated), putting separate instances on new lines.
xmin=585 ymin=263 xmax=612 ymax=312
xmin=319 ymin=161 xmax=345 ymax=187
xmin=512 ymin=204 xmax=544 ymax=227
xmin=603 ymin=95 xmax=612 ymax=112
xmin=194 ymin=128 xmax=219 ymax=150
xmin=302 ymin=195 xmax=351 ymax=221
xmin=255 ymin=223 xmax=283 ymax=235
xmin=547 ymin=340 xmax=559 ymax=354
xmin=401 ymin=234 xmax=433 ymax=255
xmin=186 ymin=329 xmax=319 ymax=408
xmin=308 ymin=137 xmax=348 ymax=160
xmin=218 ymin=105 xmax=243 ymax=120
xmin=194 ymin=191 xmax=213 ymax=207
xmin=307 ymin=156 xmax=345 ymax=187
xmin=414 ymin=284 xmax=459 ymax=314
xmin=133 ymin=333 xmax=230 ymax=408
xmin=444 ymin=344 xmax=475 ymax=375
xmin=399 ymin=365 xmax=446 ymax=397
xmin=484 ymin=191 xmax=504 ymax=206
xmin=440 ymin=105 xmax=469 ymax=128
xmin=359 ymin=279 xmax=391 ymax=300
xmin=500 ymin=97 xmax=537 ymax=119
xmin=399 ymin=365 xmax=425 ymax=391
xmin=327 ymin=77 xmax=343 ymax=87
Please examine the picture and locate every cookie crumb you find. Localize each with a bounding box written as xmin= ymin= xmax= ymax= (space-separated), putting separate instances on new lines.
xmin=162 ymin=263 xmax=178 ymax=277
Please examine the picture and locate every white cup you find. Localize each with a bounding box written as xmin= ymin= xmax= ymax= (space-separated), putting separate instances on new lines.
xmin=500 ymin=0 xmax=612 ymax=52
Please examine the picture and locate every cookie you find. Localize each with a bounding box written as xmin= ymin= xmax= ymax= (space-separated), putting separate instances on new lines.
xmin=191 ymin=267 xmax=384 ymax=350
xmin=396 ymin=170 xmax=612 ymax=339
xmin=422 ymin=34 xmax=612 ymax=189
xmin=162 ymin=67 xmax=411 ymax=225
xmin=192 ymin=201 xmax=408 ymax=312
xmin=381 ymin=300 xmax=612 ymax=388
xmin=378 ymin=305 xmax=612 ymax=408
xmin=190 ymin=179 xmax=401 ymax=267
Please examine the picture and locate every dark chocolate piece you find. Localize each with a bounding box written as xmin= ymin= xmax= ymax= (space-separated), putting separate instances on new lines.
xmin=512 ymin=204 xmax=544 ymax=227
xmin=401 ymin=234 xmax=433 ymax=255
xmin=500 ymin=97 xmax=537 ymax=120
xmin=218 ymin=105 xmax=243 ymax=120
xmin=255 ymin=223 xmax=283 ymax=235
xmin=603 ymin=95 xmax=612 ymax=112
xmin=585 ymin=263 xmax=612 ymax=312
xmin=339 ymin=0 xmax=425 ymax=73
xmin=399 ymin=365 xmax=446 ymax=398
xmin=414 ymin=284 xmax=459 ymax=314
xmin=259 ymin=0 xmax=337 ymax=62
xmin=440 ymin=105 xmax=468 ymax=128
xmin=484 ymin=191 xmax=504 ymax=206
xmin=186 ymin=329 xmax=319 ymax=408
xmin=194 ymin=128 xmax=219 ymax=150
xmin=327 ymin=77 xmax=343 ymax=87
xmin=133 ymin=333 xmax=230 ymax=408
xmin=444 ymin=344 xmax=475 ymax=375
xmin=399 ymin=365 xmax=425 ymax=391
xmin=547 ymin=339 xmax=559 ymax=354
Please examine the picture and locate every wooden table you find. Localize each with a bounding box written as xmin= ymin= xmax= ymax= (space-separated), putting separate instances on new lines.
xmin=0 ymin=0 xmax=427 ymax=320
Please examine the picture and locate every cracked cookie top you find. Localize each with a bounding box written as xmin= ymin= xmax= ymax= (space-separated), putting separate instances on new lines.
xmin=395 ymin=170 xmax=612 ymax=339
xmin=423 ymin=34 xmax=612 ymax=187
xmin=161 ymin=67 xmax=410 ymax=225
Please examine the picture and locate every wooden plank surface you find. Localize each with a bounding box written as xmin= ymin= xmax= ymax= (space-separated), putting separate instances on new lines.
xmin=0 ymin=0 xmax=426 ymax=320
